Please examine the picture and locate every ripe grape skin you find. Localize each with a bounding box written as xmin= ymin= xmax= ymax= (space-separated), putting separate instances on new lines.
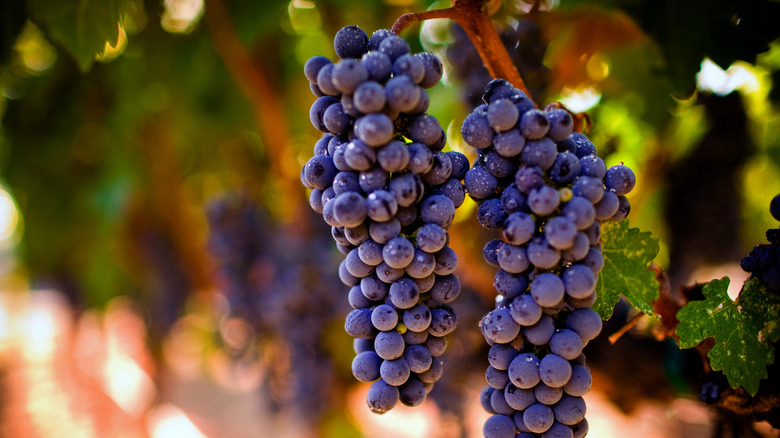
xmin=354 ymin=80 xmax=387 ymax=114
xmin=388 ymin=277 xmax=420 ymax=309
xmin=332 ymin=58 xmax=368 ymax=94
xmin=521 ymin=137 xmax=557 ymax=170
xmin=380 ymin=357 xmax=411 ymax=386
xmin=418 ymin=357 xmax=444 ymax=383
xmin=771 ymin=193 xmax=780 ymax=221
xmin=409 ymin=115 xmax=444 ymax=146
xmin=461 ymin=112 xmax=494 ymax=149
xmin=480 ymin=198 xmax=510 ymax=231
xmin=494 ymin=269 xmax=529 ymax=299
xmin=420 ymin=194 xmax=456 ymax=228
xmin=352 ymin=350 xmax=382 ymax=382
xmin=544 ymin=421 xmax=575 ymax=438
xmin=304 ymin=55 xmax=332 ymax=83
xmin=530 ymin=273 xmax=565 ymax=308
xmin=406 ymin=142 xmax=434 ymax=174
xmin=524 ymin=315 xmax=555 ymax=345
xmin=482 ymin=307 xmax=521 ymax=344
xmin=534 ymin=382 xmax=564 ymax=405
xmin=546 ymin=108 xmax=574 ymax=141
xmin=539 ymin=353 xmax=573 ymax=388
xmin=566 ymin=308 xmax=602 ymax=342
xmin=524 ymin=402 xmax=555 ymax=433
xmin=510 ymin=293 xmax=542 ymax=326
xmin=403 ymin=304 xmax=432 ymax=332
xmin=528 ymin=185 xmax=560 ymax=216
xmin=604 ymin=164 xmax=636 ymax=196
xmin=508 ymin=352 xmax=541 ymax=389
xmin=553 ymin=395 xmax=587 ymax=425
xmin=392 ymin=53 xmax=425 ymax=83
xmin=562 ymin=196 xmax=596 ymax=230
xmin=374 ymin=330 xmax=406 ymax=360
xmin=490 ymin=386 xmax=516 ymax=415
xmin=464 ymin=166 xmax=498 ymax=199
xmin=368 ymin=28 xmax=394 ymax=51
xmin=385 ymin=75 xmax=421 ymax=113
xmin=423 ymin=334 xmax=447 ymax=357
xmin=593 ymin=190 xmax=620 ymax=220
xmin=486 ymin=365 xmax=511 ymax=389
xmin=378 ymin=35 xmax=410 ymax=62
xmin=494 ymin=128 xmax=526 ymax=157
xmin=571 ymin=176 xmax=604 ymax=204
xmin=366 ymin=379 xmax=400 ymax=414
xmin=399 ymin=377 xmax=427 ymax=407
xmin=429 ymin=307 xmax=457 ymax=336
xmin=430 ymin=273 xmax=460 ymax=303
xmin=483 ymin=414 xmax=517 ymax=438
xmin=504 ymin=383 xmax=536 ymax=410
xmin=422 ymin=151 xmax=453 ymax=185
xmin=366 ymin=189 xmax=398 ymax=222
xmin=487 ymin=98 xmax=520 ymax=132
xmin=488 ymin=343 xmax=518 ymax=370
xmin=544 ymin=216 xmax=579 ymax=250
xmin=550 ymin=328 xmax=584 ymax=360
xmin=434 ymin=246 xmax=458 ymax=275
xmin=515 ymin=165 xmax=545 ymax=194
xmin=520 ymin=109 xmax=550 ymax=139
xmin=563 ymin=364 xmax=592 ymax=397
xmin=550 ymin=151 xmax=581 ymax=184
xmin=345 ymin=308 xmax=376 ymax=338
xmin=527 ymin=236 xmax=561 ymax=270
xmin=333 ymin=25 xmax=369 ymax=59
xmin=344 ymin=140 xmax=377 ymax=171
xmin=579 ymin=154 xmax=607 ymax=179
xmin=562 ymin=264 xmax=597 ymax=299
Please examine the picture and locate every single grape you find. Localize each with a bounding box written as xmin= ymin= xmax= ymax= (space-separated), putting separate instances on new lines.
xmin=352 ymin=350 xmax=382 ymax=382
xmin=334 ymin=25 xmax=369 ymax=59
xmin=524 ymin=402 xmax=555 ymax=433
xmin=366 ymin=379 xmax=400 ymax=414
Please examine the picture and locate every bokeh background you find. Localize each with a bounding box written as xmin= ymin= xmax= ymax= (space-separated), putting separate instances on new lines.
xmin=0 ymin=0 xmax=779 ymax=437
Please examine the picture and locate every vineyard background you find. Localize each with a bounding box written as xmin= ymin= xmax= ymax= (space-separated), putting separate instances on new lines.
xmin=0 ymin=0 xmax=779 ymax=437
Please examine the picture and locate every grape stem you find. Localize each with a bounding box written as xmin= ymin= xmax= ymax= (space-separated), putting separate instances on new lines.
xmin=391 ymin=0 xmax=534 ymax=104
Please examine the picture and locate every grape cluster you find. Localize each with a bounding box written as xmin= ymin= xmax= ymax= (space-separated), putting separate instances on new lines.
xmin=206 ymin=194 xmax=342 ymax=427
xmin=461 ymin=79 xmax=636 ymax=438
xmin=300 ymin=25 xmax=468 ymax=414
xmin=741 ymin=193 xmax=780 ymax=291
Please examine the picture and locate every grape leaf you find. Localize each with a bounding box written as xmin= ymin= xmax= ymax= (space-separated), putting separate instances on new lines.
xmin=592 ymin=220 xmax=660 ymax=320
xmin=28 ymin=0 xmax=136 ymax=71
xmin=676 ymin=277 xmax=780 ymax=396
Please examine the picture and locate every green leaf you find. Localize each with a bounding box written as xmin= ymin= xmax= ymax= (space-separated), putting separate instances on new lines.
xmin=28 ymin=0 xmax=136 ymax=71
xmin=676 ymin=277 xmax=780 ymax=396
xmin=592 ymin=220 xmax=660 ymax=320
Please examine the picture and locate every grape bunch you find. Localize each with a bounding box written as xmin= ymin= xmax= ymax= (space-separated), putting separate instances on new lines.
xmin=741 ymin=193 xmax=780 ymax=291
xmin=300 ymin=25 xmax=469 ymax=414
xmin=460 ymin=79 xmax=636 ymax=438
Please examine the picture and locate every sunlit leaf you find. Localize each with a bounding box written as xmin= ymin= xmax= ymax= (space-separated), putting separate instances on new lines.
xmin=592 ymin=220 xmax=660 ymax=320
xmin=676 ymin=277 xmax=780 ymax=396
xmin=28 ymin=0 xmax=141 ymax=71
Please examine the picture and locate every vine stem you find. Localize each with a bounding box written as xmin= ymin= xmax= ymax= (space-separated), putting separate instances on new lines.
xmin=203 ymin=0 xmax=307 ymax=229
xmin=392 ymin=0 xmax=535 ymax=104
